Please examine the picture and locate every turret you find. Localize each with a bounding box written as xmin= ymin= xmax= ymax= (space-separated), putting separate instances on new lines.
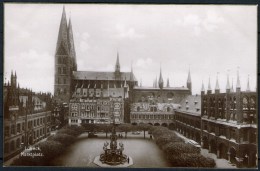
xmin=166 ymin=78 xmax=170 ymax=88
xmin=207 ymin=77 xmax=212 ymax=94
xmin=236 ymin=68 xmax=241 ymax=92
xmin=246 ymin=74 xmax=250 ymax=92
xmin=201 ymin=80 xmax=205 ymax=95
xmin=226 ymin=71 xmax=230 ymax=93
xmin=215 ymin=73 xmax=220 ymax=94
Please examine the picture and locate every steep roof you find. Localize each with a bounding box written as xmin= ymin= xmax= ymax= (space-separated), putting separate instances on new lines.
xmin=73 ymin=71 xmax=137 ymax=81
xmin=176 ymin=94 xmax=201 ymax=116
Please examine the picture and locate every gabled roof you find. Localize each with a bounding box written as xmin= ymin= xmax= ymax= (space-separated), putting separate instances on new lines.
xmin=73 ymin=71 xmax=137 ymax=81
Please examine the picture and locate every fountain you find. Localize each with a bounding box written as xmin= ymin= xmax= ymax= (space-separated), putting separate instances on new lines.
xmin=93 ymin=116 xmax=133 ymax=167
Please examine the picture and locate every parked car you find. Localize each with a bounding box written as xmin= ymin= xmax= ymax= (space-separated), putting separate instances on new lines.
xmin=132 ymin=131 xmax=140 ymax=135
xmin=88 ymin=132 xmax=98 ymax=138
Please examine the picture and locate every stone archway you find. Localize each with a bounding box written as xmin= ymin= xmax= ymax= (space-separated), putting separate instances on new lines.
xmin=202 ymin=136 xmax=209 ymax=149
xmin=209 ymin=139 xmax=217 ymax=154
xmin=148 ymin=123 xmax=153 ymax=126
xmin=218 ymin=143 xmax=228 ymax=159
xmin=161 ymin=123 xmax=168 ymax=127
xmin=154 ymin=123 xmax=160 ymax=126
xmin=195 ymin=133 xmax=200 ymax=143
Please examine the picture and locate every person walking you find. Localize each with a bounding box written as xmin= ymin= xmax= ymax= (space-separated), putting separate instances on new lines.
xmin=127 ymin=157 xmax=130 ymax=164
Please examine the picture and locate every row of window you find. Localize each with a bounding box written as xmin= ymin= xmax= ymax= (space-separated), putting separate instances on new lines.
xmin=131 ymin=114 xmax=173 ymax=120
xmin=57 ymin=67 xmax=67 ymax=75
xmin=5 ymin=116 xmax=50 ymax=137
xmin=71 ymin=112 xmax=109 ymax=118
xmin=174 ymin=114 xmax=201 ymax=129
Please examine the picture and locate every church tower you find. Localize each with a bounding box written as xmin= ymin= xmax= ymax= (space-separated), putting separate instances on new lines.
xmin=54 ymin=7 xmax=77 ymax=103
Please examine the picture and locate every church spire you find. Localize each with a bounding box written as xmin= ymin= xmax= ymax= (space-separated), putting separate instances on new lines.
xmin=187 ymin=68 xmax=192 ymax=94
xmin=68 ymin=16 xmax=77 ymax=71
xmin=158 ymin=64 xmax=163 ymax=89
xmin=246 ymin=74 xmax=250 ymax=92
xmin=115 ymin=52 xmax=120 ymax=73
xmin=231 ymin=78 xmax=234 ymax=92
xmin=55 ymin=6 xmax=69 ymax=55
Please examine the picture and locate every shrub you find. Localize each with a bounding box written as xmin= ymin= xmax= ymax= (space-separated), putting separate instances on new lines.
xmin=62 ymin=125 xmax=85 ymax=135
xmin=168 ymin=153 xmax=216 ymax=168
xmin=11 ymin=155 xmax=46 ymax=166
xmin=38 ymin=140 xmax=65 ymax=162
xmin=162 ymin=142 xmax=200 ymax=157
xmin=47 ymin=133 xmax=76 ymax=146
xmin=155 ymin=134 xmax=184 ymax=148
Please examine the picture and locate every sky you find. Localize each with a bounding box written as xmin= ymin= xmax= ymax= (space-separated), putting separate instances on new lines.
xmin=4 ymin=4 xmax=257 ymax=95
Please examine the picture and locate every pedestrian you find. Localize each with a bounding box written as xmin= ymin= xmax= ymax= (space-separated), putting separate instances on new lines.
xmin=127 ymin=157 xmax=130 ymax=163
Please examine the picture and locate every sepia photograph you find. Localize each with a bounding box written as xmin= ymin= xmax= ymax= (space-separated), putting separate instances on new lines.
xmin=3 ymin=3 xmax=257 ymax=168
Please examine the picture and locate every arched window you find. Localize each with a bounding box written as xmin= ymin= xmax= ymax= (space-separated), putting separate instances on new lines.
xmin=167 ymin=107 xmax=171 ymax=112
xmin=137 ymin=106 xmax=140 ymax=112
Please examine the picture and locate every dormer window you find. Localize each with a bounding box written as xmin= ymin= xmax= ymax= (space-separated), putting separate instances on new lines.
xmin=186 ymin=100 xmax=188 ymax=104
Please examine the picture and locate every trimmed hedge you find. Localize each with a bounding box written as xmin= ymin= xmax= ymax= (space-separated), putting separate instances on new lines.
xmin=168 ymin=153 xmax=216 ymax=168
xmin=152 ymin=126 xmax=216 ymax=168
xmin=38 ymin=140 xmax=65 ymax=162
xmin=162 ymin=142 xmax=200 ymax=157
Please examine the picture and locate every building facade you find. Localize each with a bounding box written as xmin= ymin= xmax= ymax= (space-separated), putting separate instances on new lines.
xmin=201 ymin=76 xmax=257 ymax=168
xmin=130 ymin=69 xmax=192 ymax=128
xmin=3 ymin=72 xmax=53 ymax=161
xmin=174 ymin=94 xmax=201 ymax=143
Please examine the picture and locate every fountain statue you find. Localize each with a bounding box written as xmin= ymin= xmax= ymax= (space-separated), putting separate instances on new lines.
xmin=99 ymin=119 xmax=128 ymax=165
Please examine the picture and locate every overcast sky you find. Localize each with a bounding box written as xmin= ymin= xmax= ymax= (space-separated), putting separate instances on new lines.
xmin=4 ymin=4 xmax=257 ymax=95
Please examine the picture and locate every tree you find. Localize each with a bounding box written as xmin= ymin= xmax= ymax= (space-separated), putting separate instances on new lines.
xmin=138 ymin=123 xmax=152 ymax=139
xmin=98 ymin=124 xmax=112 ymax=138
xmin=117 ymin=124 xmax=132 ymax=138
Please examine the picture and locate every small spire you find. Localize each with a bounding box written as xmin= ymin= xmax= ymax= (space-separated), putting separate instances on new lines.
xmin=115 ymin=52 xmax=120 ymax=72
xmin=155 ymin=76 xmax=158 ymax=88
xmin=226 ymin=70 xmax=230 ymax=90
xmin=208 ymin=77 xmax=211 ymax=90
xmin=167 ymin=78 xmax=170 ymax=88
xmin=215 ymin=72 xmax=220 ymax=90
xmin=187 ymin=68 xmax=191 ymax=83
xmin=231 ymin=78 xmax=234 ymax=92
xmin=158 ymin=64 xmax=163 ymax=89
xmin=246 ymin=74 xmax=250 ymax=92
xmin=15 ymin=71 xmax=17 ymax=77
xmin=201 ymin=80 xmax=205 ymax=92
xmin=11 ymin=70 xmax=13 ymax=76
xmin=236 ymin=67 xmax=241 ymax=89
xmin=140 ymin=78 xmax=142 ymax=87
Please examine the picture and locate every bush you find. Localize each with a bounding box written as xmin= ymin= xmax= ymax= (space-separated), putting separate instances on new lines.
xmin=11 ymin=155 xmax=46 ymax=166
xmin=155 ymin=134 xmax=184 ymax=148
xmin=62 ymin=125 xmax=85 ymax=135
xmin=38 ymin=140 xmax=65 ymax=162
xmin=162 ymin=142 xmax=200 ymax=157
xmin=168 ymin=153 xmax=216 ymax=168
xmin=47 ymin=133 xmax=76 ymax=146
